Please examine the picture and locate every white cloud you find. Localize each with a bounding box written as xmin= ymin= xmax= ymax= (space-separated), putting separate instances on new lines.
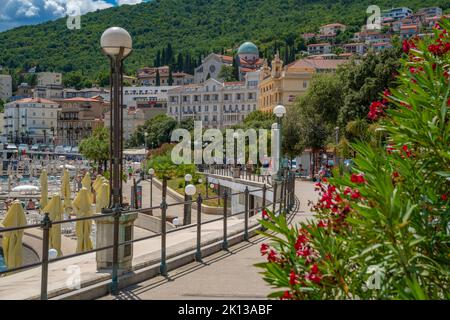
xmin=0 ymin=0 xmax=114 ymax=31
xmin=117 ymin=0 xmax=143 ymax=5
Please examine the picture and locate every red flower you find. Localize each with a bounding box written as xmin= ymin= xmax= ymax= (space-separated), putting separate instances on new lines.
xmin=402 ymin=145 xmax=412 ymax=158
xmin=260 ymin=243 xmax=269 ymax=256
xmin=442 ymin=194 xmax=448 ymax=201
xmin=297 ymin=247 xmax=311 ymax=258
xmin=311 ymin=264 xmax=319 ymax=274
xmin=295 ymin=234 xmax=308 ymax=250
xmin=262 ymin=210 xmax=269 ymax=219
xmin=289 ymin=271 xmax=298 ymax=286
xmin=306 ymin=273 xmax=322 ymax=284
xmin=392 ymin=171 xmax=400 ymax=179
xmin=351 ymin=174 xmax=366 ymax=184
xmin=317 ymin=220 xmax=327 ymax=228
xmin=402 ymin=39 xmax=412 ymax=53
xmin=268 ymin=250 xmax=278 ymax=262
xmin=344 ymin=187 xmax=352 ymax=195
xmin=281 ymin=291 xmax=293 ymax=300
xmin=351 ymin=189 xmax=361 ymax=200
xmin=368 ymin=101 xmax=386 ymax=121
xmin=447 ymin=98 xmax=450 ymax=107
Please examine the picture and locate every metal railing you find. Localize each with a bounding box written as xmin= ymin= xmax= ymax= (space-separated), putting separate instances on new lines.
xmin=0 ymin=171 xmax=296 ymax=300
xmin=199 ymin=164 xmax=273 ymax=185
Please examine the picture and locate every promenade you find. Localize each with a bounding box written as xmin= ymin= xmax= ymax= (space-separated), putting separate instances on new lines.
xmin=101 ymin=180 xmax=317 ymax=300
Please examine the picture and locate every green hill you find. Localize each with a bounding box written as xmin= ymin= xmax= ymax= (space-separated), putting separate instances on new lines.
xmin=0 ymin=0 xmax=449 ymax=86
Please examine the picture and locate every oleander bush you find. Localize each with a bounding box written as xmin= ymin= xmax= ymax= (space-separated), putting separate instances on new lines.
xmin=257 ymin=19 xmax=450 ymax=300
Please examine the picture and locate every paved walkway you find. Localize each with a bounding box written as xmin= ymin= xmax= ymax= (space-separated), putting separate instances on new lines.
xmin=101 ymin=180 xmax=317 ymax=300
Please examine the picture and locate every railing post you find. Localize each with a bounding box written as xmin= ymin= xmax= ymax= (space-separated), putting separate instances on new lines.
xmin=40 ymin=212 xmax=51 ymax=300
xmin=222 ymin=191 xmax=228 ymax=250
xmin=195 ymin=194 xmax=203 ymax=261
xmin=272 ymin=182 xmax=278 ymax=216
xmin=261 ymin=184 xmax=267 ymax=231
xmin=244 ymin=187 xmax=249 ymax=241
xmin=280 ymin=179 xmax=285 ymax=216
xmin=160 ymin=177 xmax=168 ymax=276
xmin=111 ymin=204 xmax=121 ymax=294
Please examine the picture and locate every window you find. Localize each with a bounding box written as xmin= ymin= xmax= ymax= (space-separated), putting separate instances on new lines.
xmin=303 ymin=81 xmax=308 ymax=89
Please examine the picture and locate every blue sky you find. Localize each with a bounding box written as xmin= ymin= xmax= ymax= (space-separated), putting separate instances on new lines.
xmin=0 ymin=0 xmax=148 ymax=32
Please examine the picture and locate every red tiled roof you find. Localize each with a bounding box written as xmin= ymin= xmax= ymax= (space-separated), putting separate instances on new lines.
xmin=63 ymin=97 xmax=102 ymax=103
xmin=217 ymin=54 xmax=233 ymax=63
xmin=287 ymin=58 xmax=348 ymax=71
xmin=12 ymin=98 xmax=56 ymax=104
xmin=307 ymin=43 xmax=331 ymax=47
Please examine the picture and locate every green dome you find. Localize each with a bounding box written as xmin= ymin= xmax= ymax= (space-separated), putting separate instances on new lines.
xmin=238 ymin=42 xmax=259 ymax=55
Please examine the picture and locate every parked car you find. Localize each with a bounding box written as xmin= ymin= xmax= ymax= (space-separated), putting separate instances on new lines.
xmin=31 ymin=144 xmax=40 ymax=151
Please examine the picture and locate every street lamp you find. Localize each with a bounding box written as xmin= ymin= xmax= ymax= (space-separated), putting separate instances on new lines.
xmin=273 ymin=105 xmax=286 ymax=180
xmin=144 ymin=132 xmax=148 ymax=150
xmin=183 ymin=174 xmax=193 ymax=225
xmin=100 ymin=26 xmax=132 ymax=295
xmin=148 ymin=168 xmax=155 ymax=214
xmin=101 ymin=26 xmax=132 ymax=209
xmin=184 ymin=183 xmax=197 ymax=226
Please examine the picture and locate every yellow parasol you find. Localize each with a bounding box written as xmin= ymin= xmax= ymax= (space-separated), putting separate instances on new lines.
xmin=43 ymin=194 xmax=63 ymax=257
xmin=95 ymin=183 xmax=110 ymax=214
xmin=72 ymin=187 xmax=93 ymax=253
xmin=61 ymin=169 xmax=71 ymax=214
xmin=0 ymin=201 xmax=27 ymax=269
xmin=39 ymin=169 xmax=48 ymax=211
xmin=92 ymin=175 xmax=103 ymax=193
xmin=82 ymin=172 xmax=92 ymax=193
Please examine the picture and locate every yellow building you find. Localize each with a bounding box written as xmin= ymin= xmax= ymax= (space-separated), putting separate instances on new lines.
xmin=258 ymin=54 xmax=348 ymax=112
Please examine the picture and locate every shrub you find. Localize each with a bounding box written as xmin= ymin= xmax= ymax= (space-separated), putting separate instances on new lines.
xmin=257 ymin=19 xmax=450 ymax=300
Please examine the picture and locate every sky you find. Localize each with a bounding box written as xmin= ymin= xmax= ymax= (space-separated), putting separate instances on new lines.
xmin=0 ymin=0 xmax=148 ymax=32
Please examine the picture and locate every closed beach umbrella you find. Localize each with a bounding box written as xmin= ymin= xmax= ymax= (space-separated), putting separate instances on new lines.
xmin=95 ymin=183 xmax=110 ymax=214
xmin=43 ymin=194 xmax=63 ymax=257
xmin=61 ymin=169 xmax=71 ymax=214
xmin=72 ymin=188 xmax=93 ymax=253
xmin=40 ymin=169 xmax=48 ymax=211
xmin=82 ymin=172 xmax=92 ymax=193
xmin=0 ymin=201 xmax=27 ymax=269
xmin=93 ymin=175 xmax=103 ymax=193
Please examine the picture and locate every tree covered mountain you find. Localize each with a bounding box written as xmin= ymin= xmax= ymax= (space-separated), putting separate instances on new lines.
xmin=0 ymin=0 xmax=449 ymax=87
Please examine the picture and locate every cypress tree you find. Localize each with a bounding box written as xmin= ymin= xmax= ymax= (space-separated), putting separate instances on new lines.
xmin=168 ymin=68 xmax=174 ymax=85
xmin=155 ymin=69 xmax=161 ymax=86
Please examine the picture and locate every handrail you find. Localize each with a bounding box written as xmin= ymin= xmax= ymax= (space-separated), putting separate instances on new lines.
xmin=0 ymin=169 xmax=297 ymax=301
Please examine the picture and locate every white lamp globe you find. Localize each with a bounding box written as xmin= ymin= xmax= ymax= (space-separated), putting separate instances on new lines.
xmin=198 ymin=178 xmax=203 ymax=184
xmin=210 ymin=183 xmax=215 ymax=189
xmin=148 ymin=168 xmax=155 ymax=175
xmin=185 ymin=184 xmax=196 ymax=196
xmin=172 ymin=217 xmax=180 ymax=227
xmin=273 ymin=105 xmax=286 ymax=118
xmin=48 ymin=249 xmax=58 ymax=260
xmin=185 ymin=174 xmax=192 ymax=182
xmin=100 ymin=27 xmax=132 ymax=58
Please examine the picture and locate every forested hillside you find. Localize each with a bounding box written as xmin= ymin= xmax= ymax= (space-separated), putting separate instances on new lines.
xmin=0 ymin=0 xmax=448 ymax=87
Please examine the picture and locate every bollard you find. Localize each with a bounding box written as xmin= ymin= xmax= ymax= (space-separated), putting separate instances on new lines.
xmin=195 ymin=194 xmax=203 ymax=261
xmin=223 ymin=191 xmax=228 ymax=250
xmin=40 ymin=212 xmax=51 ymax=300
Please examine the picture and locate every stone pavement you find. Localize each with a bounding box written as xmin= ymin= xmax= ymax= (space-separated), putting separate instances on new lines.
xmin=100 ymin=180 xmax=318 ymax=300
